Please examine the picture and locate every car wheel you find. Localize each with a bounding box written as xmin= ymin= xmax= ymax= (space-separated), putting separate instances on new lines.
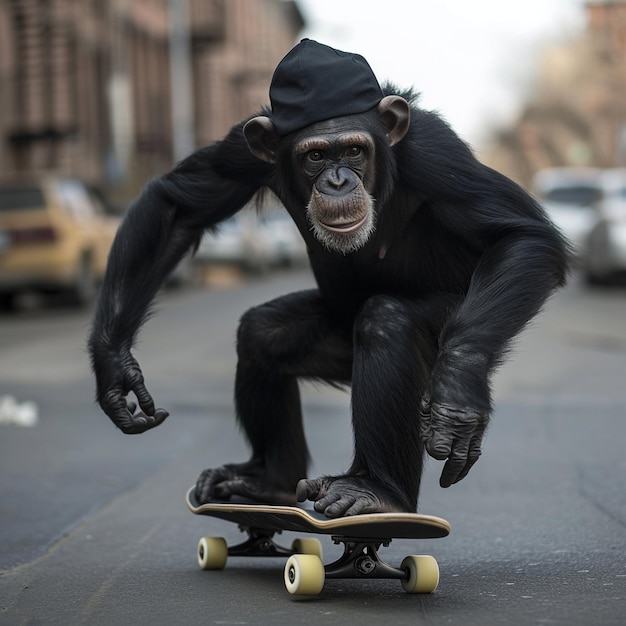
xmin=584 ymin=267 xmax=613 ymax=287
xmin=0 ymin=292 xmax=17 ymax=312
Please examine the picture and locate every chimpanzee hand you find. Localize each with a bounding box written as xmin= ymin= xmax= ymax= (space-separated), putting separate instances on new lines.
xmin=419 ymin=393 xmax=487 ymax=488
xmin=93 ymin=346 xmax=169 ymax=434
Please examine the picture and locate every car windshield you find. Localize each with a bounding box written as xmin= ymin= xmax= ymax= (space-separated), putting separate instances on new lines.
xmin=544 ymin=186 xmax=603 ymax=207
xmin=0 ymin=186 xmax=45 ymax=211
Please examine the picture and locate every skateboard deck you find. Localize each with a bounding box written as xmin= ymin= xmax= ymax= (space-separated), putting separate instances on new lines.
xmin=186 ymin=487 xmax=450 ymax=595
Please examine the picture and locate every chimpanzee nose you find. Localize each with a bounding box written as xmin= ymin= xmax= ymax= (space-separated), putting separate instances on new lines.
xmin=318 ymin=167 xmax=358 ymax=195
xmin=328 ymin=169 xmax=348 ymax=189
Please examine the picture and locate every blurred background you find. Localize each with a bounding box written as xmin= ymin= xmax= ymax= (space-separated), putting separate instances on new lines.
xmin=1 ymin=0 xmax=626 ymax=308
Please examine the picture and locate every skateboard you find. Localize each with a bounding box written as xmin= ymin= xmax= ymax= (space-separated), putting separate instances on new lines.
xmin=186 ymin=487 xmax=450 ymax=596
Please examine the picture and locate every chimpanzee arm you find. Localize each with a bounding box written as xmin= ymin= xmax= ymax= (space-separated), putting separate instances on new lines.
xmin=426 ymin=191 xmax=568 ymax=485
xmin=397 ymin=108 xmax=570 ymax=486
xmin=89 ymin=121 xmax=272 ymax=434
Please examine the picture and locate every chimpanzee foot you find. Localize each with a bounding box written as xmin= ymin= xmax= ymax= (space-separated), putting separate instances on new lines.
xmin=195 ymin=462 xmax=297 ymax=506
xmin=296 ymin=475 xmax=407 ymax=517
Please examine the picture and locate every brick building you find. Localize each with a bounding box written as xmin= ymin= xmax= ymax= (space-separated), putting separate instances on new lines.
xmin=483 ymin=0 xmax=626 ymax=187
xmin=0 ymin=0 xmax=304 ymax=195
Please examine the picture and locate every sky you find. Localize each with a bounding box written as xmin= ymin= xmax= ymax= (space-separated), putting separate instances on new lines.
xmin=297 ymin=0 xmax=588 ymax=148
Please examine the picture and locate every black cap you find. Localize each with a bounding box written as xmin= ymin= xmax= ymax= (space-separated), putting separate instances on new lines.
xmin=269 ymin=39 xmax=384 ymax=135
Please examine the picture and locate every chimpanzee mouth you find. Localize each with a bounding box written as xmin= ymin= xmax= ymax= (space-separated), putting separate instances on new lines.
xmin=319 ymin=215 xmax=368 ymax=233
xmin=307 ymin=194 xmax=376 ymax=254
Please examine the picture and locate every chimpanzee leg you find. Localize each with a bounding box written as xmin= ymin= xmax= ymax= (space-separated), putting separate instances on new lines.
xmin=297 ymin=293 xmax=459 ymax=516
xmin=195 ymin=289 xmax=352 ymax=504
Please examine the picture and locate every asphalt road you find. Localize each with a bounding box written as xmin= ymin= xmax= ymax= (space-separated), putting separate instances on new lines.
xmin=0 ymin=268 xmax=625 ymax=625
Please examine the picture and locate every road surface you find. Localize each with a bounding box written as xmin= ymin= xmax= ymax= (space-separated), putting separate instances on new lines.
xmin=0 ymin=269 xmax=624 ymax=624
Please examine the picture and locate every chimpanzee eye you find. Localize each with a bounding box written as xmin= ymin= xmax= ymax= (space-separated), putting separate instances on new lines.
xmin=308 ymin=150 xmax=324 ymax=162
xmin=346 ymin=145 xmax=362 ymax=158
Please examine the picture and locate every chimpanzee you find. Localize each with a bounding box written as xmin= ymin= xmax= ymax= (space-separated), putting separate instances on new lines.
xmin=89 ymin=39 xmax=569 ymax=518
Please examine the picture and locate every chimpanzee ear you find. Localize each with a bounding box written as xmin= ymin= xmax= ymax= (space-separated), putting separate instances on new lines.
xmin=377 ymin=96 xmax=410 ymax=146
xmin=243 ymin=116 xmax=280 ymax=163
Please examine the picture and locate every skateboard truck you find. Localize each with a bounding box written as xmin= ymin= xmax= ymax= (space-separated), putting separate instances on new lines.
xmin=324 ymin=536 xmax=406 ymax=581
xmin=282 ymin=535 xmax=439 ymax=595
xmin=226 ymin=527 xmax=294 ymax=558
xmin=197 ymin=525 xmax=323 ymax=572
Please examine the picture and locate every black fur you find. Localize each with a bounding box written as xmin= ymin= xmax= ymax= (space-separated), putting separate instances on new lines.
xmin=89 ymin=86 xmax=569 ymax=515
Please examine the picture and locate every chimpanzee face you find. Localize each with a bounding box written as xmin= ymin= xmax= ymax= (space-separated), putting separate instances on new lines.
xmin=292 ymin=118 xmax=378 ymax=254
xmin=244 ymin=95 xmax=410 ymax=254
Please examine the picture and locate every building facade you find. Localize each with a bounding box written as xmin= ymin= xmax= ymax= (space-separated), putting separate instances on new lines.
xmin=0 ymin=0 xmax=304 ymax=196
xmin=483 ymin=0 xmax=626 ymax=186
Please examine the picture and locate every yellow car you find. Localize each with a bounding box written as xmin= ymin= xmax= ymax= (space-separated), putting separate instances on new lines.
xmin=0 ymin=177 xmax=120 ymax=310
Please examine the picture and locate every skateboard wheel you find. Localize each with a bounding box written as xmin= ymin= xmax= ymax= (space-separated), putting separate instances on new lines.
xmin=284 ymin=554 xmax=325 ymax=595
xmin=291 ymin=538 xmax=323 ymax=559
xmin=197 ymin=537 xmax=228 ymax=570
xmin=401 ymin=555 xmax=440 ymax=593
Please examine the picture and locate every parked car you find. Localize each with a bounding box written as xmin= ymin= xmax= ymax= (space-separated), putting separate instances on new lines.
xmin=582 ymin=168 xmax=626 ymax=284
xmin=532 ymin=167 xmax=604 ymax=258
xmin=195 ymin=208 xmax=308 ymax=273
xmin=195 ymin=212 xmax=274 ymax=274
xmin=0 ymin=177 xmax=119 ymax=309
xmin=258 ymin=208 xmax=308 ymax=267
